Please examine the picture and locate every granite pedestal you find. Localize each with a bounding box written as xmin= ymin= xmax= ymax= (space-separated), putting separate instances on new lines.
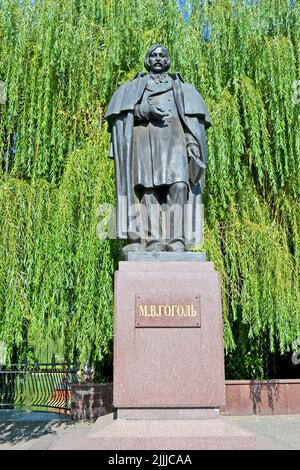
xmin=85 ymin=257 xmax=255 ymax=449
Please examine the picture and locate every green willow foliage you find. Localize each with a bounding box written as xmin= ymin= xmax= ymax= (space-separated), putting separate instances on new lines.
xmin=0 ymin=0 xmax=299 ymax=378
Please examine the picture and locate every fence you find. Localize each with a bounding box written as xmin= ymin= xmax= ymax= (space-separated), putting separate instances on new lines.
xmin=0 ymin=363 xmax=78 ymax=413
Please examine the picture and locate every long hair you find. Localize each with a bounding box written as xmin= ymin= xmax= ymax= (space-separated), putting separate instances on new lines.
xmin=144 ymin=44 xmax=171 ymax=72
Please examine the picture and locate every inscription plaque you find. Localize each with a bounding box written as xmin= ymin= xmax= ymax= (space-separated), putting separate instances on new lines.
xmin=135 ymin=294 xmax=201 ymax=328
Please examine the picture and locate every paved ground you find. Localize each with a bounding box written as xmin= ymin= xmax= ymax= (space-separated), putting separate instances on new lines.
xmin=0 ymin=410 xmax=300 ymax=450
xmin=0 ymin=410 xmax=93 ymax=450
xmin=226 ymin=415 xmax=300 ymax=450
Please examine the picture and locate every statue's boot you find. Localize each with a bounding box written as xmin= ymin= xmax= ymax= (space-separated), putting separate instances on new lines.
xmin=167 ymin=240 xmax=185 ymax=252
xmin=146 ymin=240 xmax=167 ymax=252
xmin=122 ymin=242 xmax=145 ymax=255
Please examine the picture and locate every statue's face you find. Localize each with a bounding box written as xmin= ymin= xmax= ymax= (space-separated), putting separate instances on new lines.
xmin=148 ymin=46 xmax=168 ymax=73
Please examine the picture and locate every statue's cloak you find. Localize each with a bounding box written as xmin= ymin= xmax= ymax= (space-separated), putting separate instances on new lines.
xmin=105 ymin=72 xmax=211 ymax=246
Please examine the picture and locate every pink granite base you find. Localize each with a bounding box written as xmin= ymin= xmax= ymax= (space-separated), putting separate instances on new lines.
xmin=114 ymin=261 xmax=225 ymax=409
xmin=51 ymin=413 xmax=255 ymax=450
xmin=117 ymin=408 xmax=220 ymax=419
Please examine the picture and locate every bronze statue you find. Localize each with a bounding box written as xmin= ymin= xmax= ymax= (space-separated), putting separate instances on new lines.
xmin=105 ymin=45 xmax=211 ymax=253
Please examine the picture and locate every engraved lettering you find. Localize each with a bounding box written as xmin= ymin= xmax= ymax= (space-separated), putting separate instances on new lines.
xmin=164 ymin=305 xmax=171 ymax=316
xmin=139 ymin=305 xmax=147 ymax=316
xmin=177 ymin=305 xmax=184 ymax=316
xmin=139 ymin=303 xmax=199 ymax=317
xmin=191 ymin=305 xmax=197 ymax=316
xmin=150 ymin=305 xmax=157 ymax=316
xmin=136 ymin=297 xmax=200 ymax=327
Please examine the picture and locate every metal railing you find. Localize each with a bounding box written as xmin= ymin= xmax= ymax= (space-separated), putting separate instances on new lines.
xmin=0 ymin=363 xmax=78 ymax=413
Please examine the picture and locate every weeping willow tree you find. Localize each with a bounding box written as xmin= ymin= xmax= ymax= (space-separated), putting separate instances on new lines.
xmin=0 ymin=0 xmax=299 ymax=378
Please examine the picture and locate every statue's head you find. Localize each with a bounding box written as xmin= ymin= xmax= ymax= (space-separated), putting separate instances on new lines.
xmin=144 ymin=44 xmax=170 ymax=73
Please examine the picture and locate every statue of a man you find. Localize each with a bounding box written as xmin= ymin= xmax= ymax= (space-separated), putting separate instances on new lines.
xmin=105 ymin=45 xmax=211 ymax=253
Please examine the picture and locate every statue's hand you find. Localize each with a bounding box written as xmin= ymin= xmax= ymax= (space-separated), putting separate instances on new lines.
xmin=187 ymin=144 xmax=204 ymax=185
xmin=187 ymin=144 xmax=200 ymax=160
xmin=148 ymin=105 xmax=169 ymax=121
